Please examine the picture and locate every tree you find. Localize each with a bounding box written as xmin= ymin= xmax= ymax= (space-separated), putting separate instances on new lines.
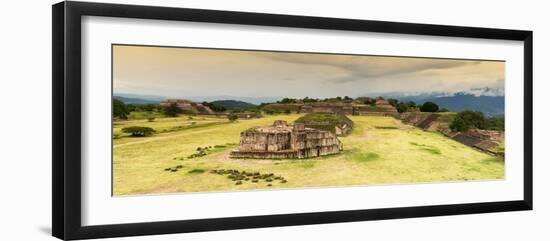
xmin=485 ymin=116 xmax=505 ymax=131
xmin=278 ymin=98 xmax=296 ymax=104
xmin=387 ymin=98 xmax=398 ymax=107
xmin=113 ymin=99 xmax=129 ymax=119
xmin=227 ymin=113 xmax=238 ymax=122
xmin=121 ymin=126 xmax=155 ymax=137
xmin=438 ymin=108 xmax=450 ymax=112
xmin=396 ymin=102 xmax=409 ymax=113
xmin=450 ymin=110 xmax=486 ymax=132
xmin=202 ymin=102 xmax=226 ymax=112
xmin=420 ymin=101 xmax=439 ymax=112
xmin=405 ymin=101 xmax=417 ymax=109
xmin=141 ymin=104 xmax=157 ymax=112
xmin=449 ymin=116 xmax=469 ymax=132
xmin=163 ymin=103 xmax=182 ymax=117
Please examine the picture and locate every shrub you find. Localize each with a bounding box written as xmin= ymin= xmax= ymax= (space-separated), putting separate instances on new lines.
xmin=420 ymin=101 xmax=439 ymax=112
xmin=449 ymin=117 xmax=469 ymax=132
xmin=450 ymin=110 xmax=486 ymax=132
xmin=485 ymin=116 xmax=505 ymax=131
xmin=113 ymin=99 xmax=129 ymax=119
xmin=227 ymin=114 xmax=238 ymax=122
xmin=121 ymin=126 xmax=155 ymax=137
xmin=396 ymin=102 xmax=409 ymax=113
xmin=188 ymin=169 xmax=206 ymax=174
xmin=387 ymin=98 xmax=399 ymax=107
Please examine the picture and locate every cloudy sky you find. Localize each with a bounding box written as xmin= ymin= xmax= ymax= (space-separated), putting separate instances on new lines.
xmin=113 ymin=45 xmax=504 ymax=99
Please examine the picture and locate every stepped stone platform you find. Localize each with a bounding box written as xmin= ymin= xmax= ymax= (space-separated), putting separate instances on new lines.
xmin=416 ymin=114 xmax=440 ymax=130
xmin=160 ymin=99 xmax=214 ymax=115
xmin=401 ymin=112 xmax=504 ymax=156
xmin=230 ymin=120 xmax=343 ymax=159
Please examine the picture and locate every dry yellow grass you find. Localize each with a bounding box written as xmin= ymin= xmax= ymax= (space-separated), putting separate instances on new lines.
xmin=112 ymin=115 xmax=504 ymax=196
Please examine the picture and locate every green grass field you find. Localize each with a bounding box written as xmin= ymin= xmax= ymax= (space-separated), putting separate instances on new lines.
xmin=113 ymin=114 xmax=504 ymax=196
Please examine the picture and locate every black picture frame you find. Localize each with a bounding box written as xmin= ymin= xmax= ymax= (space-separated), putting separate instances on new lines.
xmin=52 ymin=1 xmax=533 ymax=240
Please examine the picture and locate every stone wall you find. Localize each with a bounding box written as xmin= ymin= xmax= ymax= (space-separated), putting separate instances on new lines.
xmin=238 ymin=131 xmax=292 ymax=152
xmin=230 ymin=121 xmax=343 ymax=159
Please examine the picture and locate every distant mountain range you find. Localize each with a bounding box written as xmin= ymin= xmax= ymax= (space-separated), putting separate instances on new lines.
xmin=397 ymin=94 xmax=504 ymax=116
xmin=210 ymin=100 xmax=257 ymax=110
xmin=114 ymin=86 xmax=504 ymax=116
xmin=378 ymin=87 xmax=504 ymax=116
xmin=113 ymin=95 xmax=160 ymax=104
xmin=113 ymin=93 xmax=281 ymax=105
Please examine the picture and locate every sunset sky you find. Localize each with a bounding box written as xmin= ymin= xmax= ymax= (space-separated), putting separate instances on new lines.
xmin=113 ymin=45 xmax=505 ymax=99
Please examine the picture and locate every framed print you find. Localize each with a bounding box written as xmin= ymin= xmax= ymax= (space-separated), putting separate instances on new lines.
xmin=52 ymin=1 xmax=533 ymax=240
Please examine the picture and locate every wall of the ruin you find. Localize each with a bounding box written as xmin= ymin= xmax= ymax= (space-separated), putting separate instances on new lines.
xmin=231 ymin=123 xmax=343 ymax=159
xmin=239 ymin=131 xmax=292 ymax=152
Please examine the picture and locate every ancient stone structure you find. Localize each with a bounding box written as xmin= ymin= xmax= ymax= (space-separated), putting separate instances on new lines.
xmin=300 ymin=103 xmax=354 ymax=115
xmin=261 ymin=98 xmax=398 ymax=116
xmin=353 ymin=98 xmax=399 ymax=116
xmin=230 ymin=120 xmax=343 ymax=159
xmin=160 ymin=99 xmax=214 ymax=115
xmin=448 ymin=129 xmax=504 ymax=155
xmin=400 ymin=112 xmax=504 ymax=156
xmin=299 ymin=113 xmax=354 ymax=136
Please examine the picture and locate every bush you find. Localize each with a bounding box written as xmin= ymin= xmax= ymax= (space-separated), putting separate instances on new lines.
xmin=387 ymin=98 xmax=399 ymax=107
xmin=113 ymin=99 xmax=129 ymax=119
xmin=420 ymin=101 xmax=439 ymax=112
xmin=227 ymin=114 xmax=238 ymax=122
xmin=450 ymin=110 xmax=486 ymax=132
xmin=396 ymin=102 xmax=408 ymax=113
xmin=121 ymin=126 xmax=155 ymax=137
xmin=188 ymin=169 xmax=206 ymax=174
xmin=485 ymin=116 xmax=505 ymax=131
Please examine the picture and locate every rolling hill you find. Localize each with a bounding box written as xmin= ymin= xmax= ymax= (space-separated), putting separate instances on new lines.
xmin=113 ymin=95 xmax=160 ymax=104
xmin=210 ymin=100 xmax=257 ymax=110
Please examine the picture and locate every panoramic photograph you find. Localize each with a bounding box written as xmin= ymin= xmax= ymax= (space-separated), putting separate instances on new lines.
xmin=112 ymin=44 xmax=505 ymax=196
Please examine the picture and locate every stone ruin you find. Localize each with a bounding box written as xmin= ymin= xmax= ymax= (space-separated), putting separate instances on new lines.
xmin=300 ymin=103 xmax=354 ymax=115
xmin=229 ymin=120 xmax=343 ymax=159
xmin=351 ymin=98 xmax=399 ymax=117
xmin=160 ymin=99 xmax=215 ymax=115
xmin=448 ymin=129 xmax=504 ymax=155
xmin=400 ymin=112 xmax=504 ymax=156
xmin=298 ymin=99 xmax=398 ymax=117
xmin=299 ymin=113 xmax=354 ymax=136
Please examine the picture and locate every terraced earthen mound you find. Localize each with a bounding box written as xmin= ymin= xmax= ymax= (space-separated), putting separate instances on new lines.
xmin=416 ymin=114 xmax=440 ymax=130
